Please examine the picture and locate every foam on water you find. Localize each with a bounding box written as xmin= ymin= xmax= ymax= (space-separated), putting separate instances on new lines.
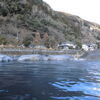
xmin=17 ymin=54 xmax=73 ymax=61
xmin=0 ymin=54 xmax=13 ymax=62
xmin=0 ymin=54 xmax=85 ymax=62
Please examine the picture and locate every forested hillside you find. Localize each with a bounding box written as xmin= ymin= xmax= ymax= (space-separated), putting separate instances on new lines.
xmin=0 ymin=0 xmax=100 ymax=48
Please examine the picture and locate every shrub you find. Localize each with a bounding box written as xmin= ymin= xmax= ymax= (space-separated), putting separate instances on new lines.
xmin=23 ymin=37 xmax=32 ymax=47
xmin=23 ymin=40 xmax=31 ymax=47
xmin=0 ymin=7 xmax=8 ymax=16
xmin=33 ymin=0 xmax=43 ymax=5
xmin=0 ymin=35 xmax=7 ymax=45
xmin=76 ymin=41 xmax=82 ymax=49
xmin=26 ymin=19 xmax=42 ymax=29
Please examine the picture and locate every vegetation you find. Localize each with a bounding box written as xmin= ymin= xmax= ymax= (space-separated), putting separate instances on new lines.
xmin=0 ymin=0 xmax=31 ymax=16
xmin=0 ymin=35 xmax=7 ymax=45
xmin=0 ymin=0 xmax=99 ymax=48
xmin=22 ymin=37 xmax=32 ymax=47
xmin=76 ymin=40 xmax=82 ymax=49
xmin=27 ymin=19 xmax=42 ymax=29
xmin=0 ymin=7 xmax=8 ymax=16
xmin=33 ymin=0 xmax=43 ymax=4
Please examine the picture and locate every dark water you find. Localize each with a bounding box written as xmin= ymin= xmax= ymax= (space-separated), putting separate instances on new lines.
xmin=0 ymin=60 xmax=100 ymax=100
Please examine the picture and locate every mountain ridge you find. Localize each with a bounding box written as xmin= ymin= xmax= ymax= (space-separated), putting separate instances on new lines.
xmin=0 ymin=0 xmax=100 ymax=48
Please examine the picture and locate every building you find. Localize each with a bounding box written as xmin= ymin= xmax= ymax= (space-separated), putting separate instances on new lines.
xmin=58 ymin=42 xmax=76 ymax=50
xmin=34 ymin=45 xmax=47 ymax=50
xmin=82 ymin=44 xmax=89 ymax=51
xmin=82 ymin=43 xmax=97 ymax=51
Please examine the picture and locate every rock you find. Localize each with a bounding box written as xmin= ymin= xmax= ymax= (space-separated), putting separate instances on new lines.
xmin=17 ymin=54 xmax=73 ymax=61
xmin=0 ymin=54 xmax=13 ymax=62
xmin=81 ymin=50 xmax=100 ymax=60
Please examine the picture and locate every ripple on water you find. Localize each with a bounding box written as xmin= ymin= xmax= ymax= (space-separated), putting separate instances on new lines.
xmin=50 ymin=80 xmax=100 ymax=99
xmin=0 ymin=59 xmax=100 ymax=100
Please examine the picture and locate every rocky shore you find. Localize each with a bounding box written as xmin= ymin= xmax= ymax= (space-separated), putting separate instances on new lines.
xmin=0 ymin=48 xmax=84 ymax=56
xmin=3 ymin=49 xmax=100 ymax=62
xmin=81 ymin=49 xmax=100 ymax=60
xmin=0 ymin=54 xmax=74 ymax=62
xmin=0 ymin=48 xmax=85 ymax=62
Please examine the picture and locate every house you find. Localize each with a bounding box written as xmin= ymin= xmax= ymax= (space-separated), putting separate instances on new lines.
xmin=34 ymin=45 xmax=47 ymax=50
xmin=82 ymin=44 xmax=89 ymax=51
xmin=89 ymin=44 xmax=97 ymax=50
xmin=58 ymin=42 xmax=76 ymax=50
xmin=82 ymin=43 xmax=97 ymax=51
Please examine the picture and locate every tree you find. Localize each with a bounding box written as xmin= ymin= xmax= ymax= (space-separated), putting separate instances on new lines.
xmin=0 ymin=35 xmax=7 ymax=45
xmin=34 ymin=32 xmax=41 ymax=45
xmin=43 ymin=33 xmax=49 ymax=47
xmin=23 ymin=37 xmax=31 ymax=47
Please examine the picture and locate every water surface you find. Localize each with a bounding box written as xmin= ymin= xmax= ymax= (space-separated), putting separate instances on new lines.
xmin=0 ymin=60 xmax=100 ymax=100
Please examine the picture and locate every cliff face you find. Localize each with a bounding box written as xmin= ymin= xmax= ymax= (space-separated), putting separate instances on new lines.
xmin=0 ymin=0 xmax=100 ymax=47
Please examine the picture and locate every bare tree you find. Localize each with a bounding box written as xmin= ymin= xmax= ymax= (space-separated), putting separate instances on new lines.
xmin=34 ymin=32 xmax=41 ymax=45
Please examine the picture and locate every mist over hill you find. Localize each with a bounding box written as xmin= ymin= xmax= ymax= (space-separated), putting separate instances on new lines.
xmin=0 ymin=0 xmax=100 ymax=48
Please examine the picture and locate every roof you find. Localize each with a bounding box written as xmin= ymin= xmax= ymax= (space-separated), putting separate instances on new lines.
xmin=58 ymin=42 xmax=76 ymax=47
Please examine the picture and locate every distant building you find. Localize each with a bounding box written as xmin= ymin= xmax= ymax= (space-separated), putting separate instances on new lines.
xmin=90 ymin=25 xmax=100 ymax=31
xmin=58 ymin=42 xmax=76 ymax=50
xmin=82 ymin=44 xmax=89 ymax=51
xmin=34 ymin=45 xmax=47 ymax=50
xmin=82 ymin=43 xmax=97 ymax=51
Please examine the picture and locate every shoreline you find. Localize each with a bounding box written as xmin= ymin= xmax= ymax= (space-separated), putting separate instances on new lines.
xmin=0 ymin=48 xmax=84 ymax=57
xmin=3 ymin=48 xmax=100 ymax=61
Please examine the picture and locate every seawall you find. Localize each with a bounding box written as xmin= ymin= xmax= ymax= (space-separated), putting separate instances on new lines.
xmin=0 ymin=48 xmax=83 ymax=57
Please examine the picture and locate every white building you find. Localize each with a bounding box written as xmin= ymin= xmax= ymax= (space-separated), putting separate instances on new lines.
xmin=34 ymin=45 xmax=47 ymax=50
xmin=82 ymin=44 xmax=89 ymax=51
xmin=82 ymin=44 xmax=97 ymax=51
xmin=90 ymin=25 xmax=100 ymax=31
xmin=58 ymin=42 xmax=76 ymax=50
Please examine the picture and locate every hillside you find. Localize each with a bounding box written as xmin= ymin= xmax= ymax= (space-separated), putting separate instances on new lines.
xmin=0 ymin=0 xmax=100 ymax=48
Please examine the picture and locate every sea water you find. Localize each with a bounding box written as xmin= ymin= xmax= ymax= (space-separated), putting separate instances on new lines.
xmin=0 ymin=56 xmax=100 ymax=100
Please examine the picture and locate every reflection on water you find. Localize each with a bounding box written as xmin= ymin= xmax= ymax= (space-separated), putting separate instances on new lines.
xmin=0 ymin=60 xmax=100 ymax=100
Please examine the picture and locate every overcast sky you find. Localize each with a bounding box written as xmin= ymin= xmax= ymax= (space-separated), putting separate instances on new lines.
xmin=43 ymin=0 xmax=100 ymax=24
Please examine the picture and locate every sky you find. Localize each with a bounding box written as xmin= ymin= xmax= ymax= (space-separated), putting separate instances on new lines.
xmin=43 ymin=0 xmax=100 ymax=24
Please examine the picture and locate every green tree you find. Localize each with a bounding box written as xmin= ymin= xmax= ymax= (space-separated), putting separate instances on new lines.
xmin=23 ymin=37 xmax=31 ymax=47
xmin=0 ymin=35 xmax=7 ymax=45
xmin=76 ymin=41 xmax=82 ymax=49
